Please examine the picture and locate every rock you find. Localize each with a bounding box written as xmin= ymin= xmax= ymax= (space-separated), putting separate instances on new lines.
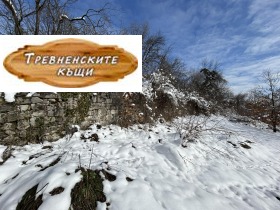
xmin=20 ymin=105 xmax=29 ymax=111
xmin=2 ymin=123 xmax=16 ymax=130
xmin=32 ymin=111 xmax=44 ymax=117
xmin=31 ymin=97 xmax=43 ymax=104
xmin=7 ymin=112 xmax=18 ymax=122
xmin=17 ymin=120 xmax=30 ymax=130
xmin=44 ymin=93 xmax=58 ymax=99
xmin=30 ymin=117 xmax=36 ymax=126
xmin=19 ymin=98 xmax=32 ymax=105
xmin=18 ymin=111 xmax=31 ymax=120
xmin=5 ymin=130 xmax=16 ymax=135
xmin=0 ymin=113 xmax=7 ymax=123
xmin=0 ymin=104 xmax=14 ymax=113
xmin=42 ymin=99 xmax=49 ymax=105
xmin=32 ymin=93 xmax=41 ymax=97
xmin=19 ymin=130 xmax=27 ymax=138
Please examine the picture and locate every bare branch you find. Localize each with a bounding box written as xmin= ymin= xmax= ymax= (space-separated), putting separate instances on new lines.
xmin=0 ymin=0 xmax=113 ymax=35
xmin=1 ymin=0 xmax=22 ymax=34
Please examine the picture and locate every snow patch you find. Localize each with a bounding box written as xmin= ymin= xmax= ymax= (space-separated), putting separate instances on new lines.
xmin=3 ymin=92 xmax=17 ymax=102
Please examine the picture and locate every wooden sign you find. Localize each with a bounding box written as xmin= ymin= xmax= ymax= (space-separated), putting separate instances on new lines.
xmin=3 ymin=38 xmax=138 ymax=88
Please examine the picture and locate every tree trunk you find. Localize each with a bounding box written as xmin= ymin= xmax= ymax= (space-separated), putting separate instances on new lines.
xmin=34 ymin=0 xmax=40 ymax=35
xmin=1 ymin=0 xmax=23 ymax=34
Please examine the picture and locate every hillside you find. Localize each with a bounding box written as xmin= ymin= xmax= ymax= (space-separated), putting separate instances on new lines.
xmin=0 ymin=116 xmax=279 ymax=210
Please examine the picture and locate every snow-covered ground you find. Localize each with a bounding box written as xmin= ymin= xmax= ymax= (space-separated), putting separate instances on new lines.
xmin=0 ymin=116 xmax=280 ymax=210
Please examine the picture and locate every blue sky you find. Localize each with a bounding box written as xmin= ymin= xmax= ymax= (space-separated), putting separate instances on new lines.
xmin=75 ymin=0 xmax=280 ymax=93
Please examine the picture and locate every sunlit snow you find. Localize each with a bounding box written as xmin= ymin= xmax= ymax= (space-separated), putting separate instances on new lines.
xmin=0 ymin=116 xmax=279 ymax=210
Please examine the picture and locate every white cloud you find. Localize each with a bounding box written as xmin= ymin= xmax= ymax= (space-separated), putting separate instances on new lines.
xmin=222 ymin=0 xmax=280 ymax=93
xmin=245 ymin=0 xmax=280 ymax=55
xmin=224 ymin=55 xmax=280 ymax=93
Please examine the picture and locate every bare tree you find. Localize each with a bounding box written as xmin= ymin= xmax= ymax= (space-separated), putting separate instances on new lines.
xmin=121 ymin=23 xmax=166 ymax=75
xmin=261 ymin=70 xmax=280 ymax=132
xmin=234 ymin=93 xmax=247 ymax=115
xmin=0 ymin=0 xmax=112 ymax=35
xmin=200 ymin=58 xmax=221 ymax=72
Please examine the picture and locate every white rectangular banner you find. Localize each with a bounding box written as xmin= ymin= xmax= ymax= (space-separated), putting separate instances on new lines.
xmin=0 ymin=35 xmax=142 ymax=92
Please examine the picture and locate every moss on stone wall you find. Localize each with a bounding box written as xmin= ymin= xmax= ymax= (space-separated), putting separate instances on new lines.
xmin=62 ymin=93 xmax=92 ymax=125
xmin=76 ymin=93 xmax=92 ymax=123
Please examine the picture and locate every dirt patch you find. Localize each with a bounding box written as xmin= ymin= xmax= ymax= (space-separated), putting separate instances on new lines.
xmin=35 ymin=164 xmax=43 ymax=168
xmin=29 ymin=152 xmax=45 ymax=160
xmin=245 ymin=140 xmax=254 ymax=144
xmin=49 ymin=187 xmax=64 ymax=196
xmin=227 ymin=141 xmax=237 ymax=148
xmin=101 ymin=169 xmax=116 ymax=182
xmin=240 ymin=143 xmax=251 ymax=149
xmin=42 ymin=145 xmax=53 ymax=150
xmin=126 ymin=177 xmax=133 ymax=182
xmin=40 ymin=156 xmax=61 ymax=171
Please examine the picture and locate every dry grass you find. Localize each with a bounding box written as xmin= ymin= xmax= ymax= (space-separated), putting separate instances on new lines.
xmin=16 ymin=185 xmax=43 ymax=210
xmin=70 ymin=168 xmax=106 ymax=210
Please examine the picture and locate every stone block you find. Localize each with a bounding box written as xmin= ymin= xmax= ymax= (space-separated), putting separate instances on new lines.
xmin=32 ymin=93 xmax=41 ymax=97
xmin=92 ymin=97 xmax=97 ymax=103
xmin=48 ymin=117 xmax=56 ymax=123
xmin=31 ymin=97 xmax=43 ymax=104
xmin=19 ymin=130 xmax=27 ymax=138
xmin=97 ymin=97 xmax=105 ymax=103
xmin=2 ymin=136 xmax=15 ymax=145
xmin=0 ymin=104 xmax=15 ymax=113
xmin=7 ymin=112 xmax=18 ymax=122
xmin=2 ymin=123 xmax=16 ymax=130
xmin=44 ymin=93 xmax=58 ymax=99
xmin=0 ymin=132 xmax=8 ymax=140
xmin=30 ymin=117 xmax=36 ymax=126
xmin=5 ymin=130 xmax=16 ymax=135
xmin=20 ymin=105 xmax=30 ymax=111
xmin=0 ymin=113 xmax=7 ymax=123
xmin=111 ymin=110 xmax=117 ymax=115
xmin=21 ymin=98 xmax=32 ymax=105
xmin=15 ymin=92 xmax=28 ymax=97
xmin=32 ymin=111 xmax=44 ymax=117
xmin=42 ymin=99 xmax=50 ymax=105
xmin=17 ymin=120 xmax=30 ymax=130
xmin=18 ymin=111 xmax=31 ymax=120
xmin=47 ymin=110 xmax=55 ymax=116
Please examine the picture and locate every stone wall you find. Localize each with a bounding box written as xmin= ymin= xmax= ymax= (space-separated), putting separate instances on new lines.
xmin=0 ymin=93 xmax=120 ymax=145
